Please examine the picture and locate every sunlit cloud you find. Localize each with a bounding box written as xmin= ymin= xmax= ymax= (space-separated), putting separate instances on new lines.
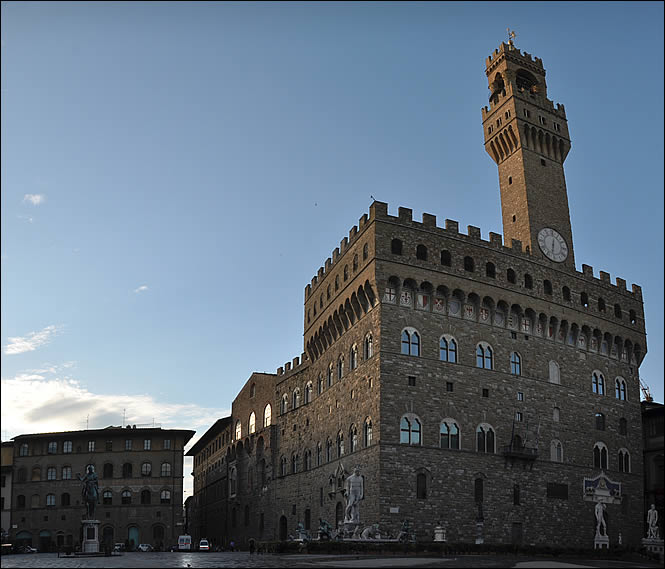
xmin=133 ymin=285 xmax=149 ymax=294
xmin=23 ymin=194 xmax=45 ymax=206
xmin=4 ymin=324 xmax=64 ymax=355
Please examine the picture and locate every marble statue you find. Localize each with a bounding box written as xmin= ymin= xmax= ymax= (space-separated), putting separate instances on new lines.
xmin=318 ymin=518 xmax=332 ymax=540
xmin=344 ymin=467 xmax=364 ymax=523
xmin=361 ymin=524 xmax=380 ymax=540
xmin=77 ymin=465 xmax=99 ymax=519
xmin=647 ymin=503 xmax=659 ymax=539
xmin=595 ymin=502 xmax=607 ymax=537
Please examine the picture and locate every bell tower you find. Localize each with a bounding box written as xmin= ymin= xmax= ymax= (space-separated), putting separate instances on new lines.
xmin=482 ymin=40 xmax=575 ymax=270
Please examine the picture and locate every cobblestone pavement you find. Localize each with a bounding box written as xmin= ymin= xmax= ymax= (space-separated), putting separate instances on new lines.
xmin=0 ymin=552 xmax=662 ymax=568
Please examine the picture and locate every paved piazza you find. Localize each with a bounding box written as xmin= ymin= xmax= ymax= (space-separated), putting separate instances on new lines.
xmin=0 ymin=552 xmax=663 ymax=568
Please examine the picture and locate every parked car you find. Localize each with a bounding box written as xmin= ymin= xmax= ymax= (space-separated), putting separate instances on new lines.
xmin=198 ymin=539 xmax=210 ymax=551
xmin=113 ymin=543 xmax=125 ymax=552
xmin=137 ymin=543 xmax=154 ymax=552
xmin=167 ymin=544 xmax=179 ymax=552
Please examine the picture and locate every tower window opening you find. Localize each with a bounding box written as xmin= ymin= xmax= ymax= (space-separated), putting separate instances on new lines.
xmin=524 ymin=274 xmax=533 ymax=289
xmin=416 ymin=244 xmax=428 ymax=261
xmin=614 ymin=304 xmax=622 ymax=319
xmin=507 ymin=268 xmax=516 ymax=284
xmin=598 ymin=298 xmax=606 ymax=312
xmin=441 ymin=250 xmax=451 ymax=266
xmin=512 ymin=215 xmax=516 ymax=222
xmin=464 ymin=256 xmax=475 ymax=272
xmin=485 ymin=262 xmax=496 ymax=278
xmin=541 ymin=159 xmax=546 ymax=166
xmin=523 ymin=109 xmax=530 ymax=118
xmin=581 ymin=292 xmax=589 ymax=308
xmin=508 ymin=176 xmax=512 ymax=185
xmin=562 ymin=286 xmax=571 ymax=301
xmin=544 ymin=280 xmax=553 ymax=295
xmin=391 ymin=239 xmax=403 ymax=255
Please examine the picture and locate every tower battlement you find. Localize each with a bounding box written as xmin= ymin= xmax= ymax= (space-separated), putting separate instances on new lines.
xmin=486 ymin=42 xmax=544 ymax=73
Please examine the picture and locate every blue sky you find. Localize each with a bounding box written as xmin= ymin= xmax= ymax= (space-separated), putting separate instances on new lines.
xmin=2 ymin=2 xmax=663 ymax=498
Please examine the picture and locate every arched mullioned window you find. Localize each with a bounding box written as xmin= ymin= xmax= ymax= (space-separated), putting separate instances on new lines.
xmin=441 ymin=250 xmax=451 ymax=266
xmin=618 ymin=449 xmax=630 ymax=473
xmin=619 ymin=417 xmax=627 ymax=435
xmin=364 ymin=418 xmax=373 ymax=447
xmin=548 ymin=361 xmax=560 ymax=384
xmin=416 ymin=244 xmax=428 ymax=260
xmin=122 ymin=463 xmax=132 ymax=478
xmin=524 ymin=274 xmax=533 ymax=289
xmin=281 ymin=394 xmax=288 ymax=415
xmin=592 ymin=371 xmax=605 ymax=395
xmin=263 ymin=404 xmax=272 ymax=427
xmin=229 ymin=466 xmax=238 ymax=495
xmin=160 ymin=462 xmax=171 ymax=477
xmin=464 ymin=256 xmax=474 ymax=272
xmin=476 ymin=424 xmax=495 ymax=453
xmin=304 ymin=449 xmax=312 ymax=471
xmin=510 ymin=352 xmax=522 ymax=375
xmin=141 ymin=489 xmax=151 ymax=505
xmin=349 ymin=424 xmax=358 ymax=453
xmin=593 ymin=442 xmax=608 ymax=469
xmin=327 ymin=363 xmax=334 ymax=387
xmin=305 ymin=382 xmax=313 ymax=404
xmin=353 ymin=254 xmax=358 ymax=272
xmin=439 ymin=335 xmax=458 ymax=363
xmin=400 ymin=415 xmax=422 ymax=445
xmin=615 ymin=377 xmax=627 ymax=400
xmin=485 ymin=262 xmax=496 ymax=278
xmin=391 ymin=239 xmax=403 ymax=255
xmin=562 ymin=286 xmax=571 ymax=301
xmin=440 ymin=420 xmax=460 ymax=449
xmin=350 ymin=345 xmax=358 ymax=370
xmin=507 ymin=268 xmax=516 ymax=284
xmin=336 ymin=431 xmax=345 ymax=457
xmin=401 ymin=328 xmax=420 ymax=356
xmin=103 ymin=490 xmax=112 ymax=505
xmin=292 ymin=388 xmax=301 ymax=409
xmin=544 ymin=280 xmax=553 ymax=295
xmin=326 ymin=439 xmax=333 ymax=462
xmin=344 ymin=265 xmax=349 ymax=281
xmin=160 ymin=490 xmax=171 ymax=504
xmin=337 ymin=356 xmax=344 ymax=380
xmin=476 ymin=343 xmax=493 ymax=369
xmin=580 ymin=292 xmax=589 ymax=307
xmin=550 ymin=440 xmax=563 ymax=462
xmin=249 ymin=411 xmax=256 ymax=434
xmin=317 ymin=375 xmax=324 ymax=395
xmin=235 ymin=420 xmax=242 ymax=441
xmin=291 ymin=453 xmax=299 ymax=474
xmin=280 ymin=457 xmax=287 ymax=477
xmin=364 ymin=334 xmax=373 ymax=359
xmin=316 ymin=443 xmax=322 ymax=466
xmin=363 ymin=243 xmax=369 ymax=261
xmin=121 ymin=490 xmax=132 ymax=505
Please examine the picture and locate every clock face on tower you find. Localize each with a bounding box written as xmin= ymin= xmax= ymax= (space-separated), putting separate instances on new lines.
xmin=537 ymin=228 xmax=568 ymax=262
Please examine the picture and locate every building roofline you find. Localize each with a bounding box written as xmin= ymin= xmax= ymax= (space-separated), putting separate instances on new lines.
xmin=185 ymin=416 xmax=232 ymax=456
xmin=12 ymin=426 xmax=196 ymax=445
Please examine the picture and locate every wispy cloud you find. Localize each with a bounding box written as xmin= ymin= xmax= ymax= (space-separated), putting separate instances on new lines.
xmin=133 ymin=285 xmax=149 ymax=294
xmin=23 ymin=194 xmax=45 ymax=206
xmin=17 ymin=214 xmax=34 ymax=223
xmin=1 ymin=366 xmax=227 ymax=497
xmin=4 ymin=324 xmax=64 ymax=355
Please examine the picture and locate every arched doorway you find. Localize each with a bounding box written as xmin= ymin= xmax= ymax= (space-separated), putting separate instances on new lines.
xmin=102 ymin=526 xmax=114 ymax=548
xmin=335 ymin=502 xmax=344 ymax=530
xmin=39 ymin=530 xmax=52 ymax=552
xmin=152 ymin=525 xmax=165 ymax=551
xmin=278 ymin=516 xmax=287 ymax=541
xmin=56 ymin=532 xmax=65 ymax=548
xmin=15 ymin=531 xmax=32 ymax=548
xmin=128 ymin=526 xmax=139 ymax=550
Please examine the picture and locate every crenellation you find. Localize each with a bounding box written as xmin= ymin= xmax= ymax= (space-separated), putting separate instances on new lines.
xmin=332 ymin=247 xmax=340 ymax=262
xmin=467 ymin=225 xmax=481 ymax=239
xmin=599 ymin=271 xmax=610 ymax=284
xmin=582 ymin=264 xmax=594 ymax=277
xmin=349 ymin=225 xmax=358 ymax=241
xmin=325 ymin=258 xmax=332 ymax=271
xmin=398 ymin=206 xmax=413 ymax=221
xmin=340 ymin=236 xmax=349 ymax=253
xmin=277 ymin=366 xmax=284 ymax=375
xmin=359 ymin=213 xmax=368 ymax=229
xmin=292 ymin=356 xmax=299 ymax=367
xmin=317 ymin=267 xmax=324 ymax=279
xmin=284 ymin=362 xmax=291 ymax=372
xmin=511 ymin=238 xmax=523 ymax=252
xmin=616 ymin=277 xmax=627 ymax=291
xmin=422 ymin=212 xmax=437 ymax=227
xmin=489 ymin=232 xmax=503 ymax=246
xmin=311 ymin=276 xmax=317 ymax=288
xmin=445 ymin=219 xmax=459 ymax=233
xmin=632 ymin=284 xmax=642 ymax=299
xmin=370 ymin=200 xmax=388 ymax=219
xmin=305 ymin=284 xmax=311 ymax=298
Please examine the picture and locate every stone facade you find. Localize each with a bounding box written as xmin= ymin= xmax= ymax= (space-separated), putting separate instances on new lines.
xmin=9 ymin=426 xmax=193 ymax=551
xmin=188 ymin=41 xmax=647 ymax=550
xmin=642 ymin=401 xmax=664 ymax=538
xmin=2 ymin=442 xmax=14 ymax=541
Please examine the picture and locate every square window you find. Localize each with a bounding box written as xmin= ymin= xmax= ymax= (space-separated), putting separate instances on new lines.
xmin=105 ymin=441 xmax=113 ymax=451
xmin=517 ymin=392 xmax=524 ymax=401
xmin=516 ymin=412 xmax=523 ymax=422
xmin=125 ymin=440 xmax=132 ymax=451
xmin=144 ymin=439 xmax=151 ymax=450
xmin=511 ymin=332 xmax=517 ymax=339
xmin=446 ymin=382 xmax=454 ymax=392
xmin=163 ymin=439 xmax=171 ymax=450
xmin=482 ymin=388 xmax=489 ymax=398
xmin=88 ymin=441 xmax=95 ymax=452
xmin=408 ymin=376 xmax=416 ymax=387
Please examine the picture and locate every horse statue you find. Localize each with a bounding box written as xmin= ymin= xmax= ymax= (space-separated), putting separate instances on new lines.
xmin=77 ymin=465 xmax=99 ymax=519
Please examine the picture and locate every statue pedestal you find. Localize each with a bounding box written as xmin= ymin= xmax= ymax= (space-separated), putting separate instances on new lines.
xmin=434 ymin=527 xmax=446 ymax=542
xmin=81 ymin=520 xmax=100 ymax=553
xmin=641 ymin=537 xmax=664 ymax=561
xmin=594 ymin=534 xmax=609 ymax=550
xmin=343 ymin=521 xmax=360 ymax=539
xmin=475 ymin=521 xmax=484 ymax=545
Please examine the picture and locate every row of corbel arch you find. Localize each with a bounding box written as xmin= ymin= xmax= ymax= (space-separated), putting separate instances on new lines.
xmin=306 ymin=280 xmax=379 ymax=362
xmin=385 ymin=276 xmax=643 ymax=366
